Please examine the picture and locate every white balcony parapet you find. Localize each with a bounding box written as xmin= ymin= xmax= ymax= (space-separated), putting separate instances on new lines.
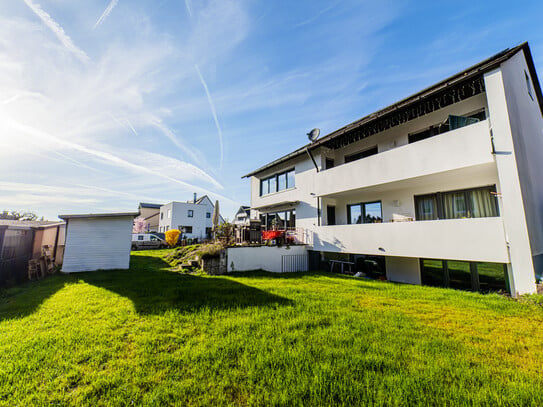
xmin=311 ymin=217 xmax=509 ymax=263
xmin=315 ymin=120 xmax=493 ymax=196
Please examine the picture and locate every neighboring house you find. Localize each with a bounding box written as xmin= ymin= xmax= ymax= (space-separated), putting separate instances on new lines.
xmin=137 ymin=203 xmax=162 ymax=232
xmin=158 ymin=194 xmax=224 ymax=239
xmin=60 ymin=212 xmax=138 ymax=273
xmin=232 ymin=206 xmax=251 ymax=227
xmin=0 ymin=220 xmax=65 ymax=285
xmin=243 ymin=43 xmax=543 ymax=296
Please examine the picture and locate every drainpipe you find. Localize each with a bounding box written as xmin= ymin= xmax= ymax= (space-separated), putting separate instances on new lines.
xmin=305 ymin=148 xmax=319 ymax=173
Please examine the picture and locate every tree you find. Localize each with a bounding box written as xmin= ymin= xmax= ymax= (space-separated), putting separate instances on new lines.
xmin=0 ymin=210 xmax=38 ymax=220
xmin=132 ymin=216 xmax=147 ymax=233
xmin=165 ymin=229 xmax=181 ymax=247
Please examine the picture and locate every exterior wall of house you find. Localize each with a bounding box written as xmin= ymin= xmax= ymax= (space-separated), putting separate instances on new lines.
xmin=139 ymin=207 xmax=160 ymax=232
xmin=158 ymin=199 xmax=215 ymax=239
xmin=250 ymin=154 xmax=322 ymax=235
xmin=61 ymin=216 xmax=133 ymax=273
xmin=484 ymin=64 xmax=538 ymax=295
xmin=247 ymin=49 xmax=542 ymax=295
xmin=500 ymin=52 xmax=543 ymax=284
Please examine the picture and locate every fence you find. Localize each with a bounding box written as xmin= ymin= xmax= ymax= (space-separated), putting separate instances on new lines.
xmin=0 ymin=228 xmax=34 ymax=286
xmin=281 ymin=253 xmax=308 ymax=273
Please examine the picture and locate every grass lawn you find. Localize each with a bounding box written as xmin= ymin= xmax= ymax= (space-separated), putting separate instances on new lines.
xmin=0 ymin=250 xmax=542 ymax=406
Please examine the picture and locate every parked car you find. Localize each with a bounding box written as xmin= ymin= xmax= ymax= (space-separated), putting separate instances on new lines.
xmin=131 ymin=233 xmax=168 ymax=250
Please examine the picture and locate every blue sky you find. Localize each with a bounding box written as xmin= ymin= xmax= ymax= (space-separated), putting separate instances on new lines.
xmin=1 ymin=0 xmax=542 ymax=221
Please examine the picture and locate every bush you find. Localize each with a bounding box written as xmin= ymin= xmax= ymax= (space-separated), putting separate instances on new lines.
xmin=197 ymin=243 xmax=224 ymax=259
xmin=165 ymin=229 xmax=181 ymax=247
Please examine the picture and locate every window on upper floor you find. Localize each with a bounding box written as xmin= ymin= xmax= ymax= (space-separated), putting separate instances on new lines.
xmin=260 ymin=169 xmax=295 ymax=196
xmin=206 ymin=212 xmax=211 ymax=218
xmin=167 ymin=209 xmax=171 ymax=218
xmin=408 ymin=110 xmax=486 ymax=144
xmin=325 ymin=158 xmax=335 ymax=169
xmin=188 ymin=210 xmax=194 ymax=218
xmin=344 ymin=146 xmax=378 ymax=164
xmin=525 ymin=71 xmax=535 ymax=101
xmin=414 ymin=185 xmax=499 ymax=221
xmin=160 ymin=212 xmax=164 ymax=220
xmin=347 ymin=201 xmax=382 ymax=224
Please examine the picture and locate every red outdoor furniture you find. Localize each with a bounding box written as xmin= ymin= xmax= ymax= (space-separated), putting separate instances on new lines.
xmin=262 ymin=230 xmax=284 ymax=240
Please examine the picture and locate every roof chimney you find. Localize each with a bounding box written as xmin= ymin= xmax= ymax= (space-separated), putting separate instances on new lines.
xmin=193 ymin=192 xmax=197 ymax=203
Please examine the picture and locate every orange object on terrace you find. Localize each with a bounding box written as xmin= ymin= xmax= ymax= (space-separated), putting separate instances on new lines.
xmin=262 ymin=230 xmax=283 ymax=240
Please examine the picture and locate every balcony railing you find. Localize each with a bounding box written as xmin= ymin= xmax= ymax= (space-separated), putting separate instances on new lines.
xmin=315 ymin=120 xmax=493 ymax=196
xmin=311 ymin=217 xmax=508 ymax=263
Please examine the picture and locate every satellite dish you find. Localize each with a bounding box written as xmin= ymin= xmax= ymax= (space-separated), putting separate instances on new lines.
xmin=307 ymin=128 xmax=320 ymax=142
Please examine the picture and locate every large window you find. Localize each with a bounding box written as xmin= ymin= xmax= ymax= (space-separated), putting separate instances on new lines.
xmin=260 ymin=169 xmax=295 ymax=196
xmin=415 ymin=186 xmax=498 ymax=221
xmin=348 ymin=201 xmax=382 ymax=224
xmin=420 ymin=259 xmax=508 ymax=293
xmin=260 ymin=209 xmax=296 ymax=230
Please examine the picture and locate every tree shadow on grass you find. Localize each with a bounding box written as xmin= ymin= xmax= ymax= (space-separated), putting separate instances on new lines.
xmin=77 ymin=255 xmax=293 ymax=315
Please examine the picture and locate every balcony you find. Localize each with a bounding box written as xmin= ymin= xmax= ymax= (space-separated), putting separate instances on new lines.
xmin=311 ymin=217 xmax=509 ymax=263
xmin=315 ymin=120 xmax=494 ymax=197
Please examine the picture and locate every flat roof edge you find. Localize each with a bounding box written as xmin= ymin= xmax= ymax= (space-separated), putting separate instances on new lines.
xmin=59 ymin=212 xmax=139 ymax=220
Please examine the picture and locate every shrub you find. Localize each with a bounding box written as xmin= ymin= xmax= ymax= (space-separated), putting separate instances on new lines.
xmin=165 ymin=229 xmax=181 ymax=247
xmin=197 ymin=243 xmax=224 ymax=259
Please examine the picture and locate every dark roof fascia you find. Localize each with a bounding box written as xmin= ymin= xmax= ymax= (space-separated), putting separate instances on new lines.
xmin=139 ymin=203 xmax=162 ymax=209
xmin=522 ymin=43 xmax=543 ymax=116
xmin=242 ymin=43 xmax=529 ymax=178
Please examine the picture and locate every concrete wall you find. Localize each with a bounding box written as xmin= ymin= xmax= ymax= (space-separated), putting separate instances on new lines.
xmin=314 ymin=120 xmax=494 ymax=197
xmin=62 ymin=216 xmax=133 ymax=273
xmin=385 ymin=257 xmax=421 ymax=285
xmin=312 ymin=217 xmax=508 ymax=263
xmin=501 ymin=51 xmax=543 ymax=283
xmin=485 ymin=66 xmax=537 ymax=294
xmin=227 ymin=245 xmax=308 ymax=273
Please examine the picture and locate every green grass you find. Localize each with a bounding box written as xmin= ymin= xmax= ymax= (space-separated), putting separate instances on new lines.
xmin=0 ymin=250 xmax=542 ymax=406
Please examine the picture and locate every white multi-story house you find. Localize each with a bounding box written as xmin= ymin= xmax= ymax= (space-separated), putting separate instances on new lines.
xmin=158 ymin=194 xmax=223 ymax=239
xmin=243 ymin=43 xmax=543 ymax=296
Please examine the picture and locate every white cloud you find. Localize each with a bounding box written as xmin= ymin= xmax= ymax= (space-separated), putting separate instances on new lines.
xmin=22 ymin=0 xmax=90 ymax=62
xmin=93 ymin=0 xmax=119 ymax=30
xmin=195 ymin=64 xmax=224 ymax=169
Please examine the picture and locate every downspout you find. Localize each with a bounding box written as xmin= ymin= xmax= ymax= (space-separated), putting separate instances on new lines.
xmin=305 ymin=148 xmax=319 ymax=173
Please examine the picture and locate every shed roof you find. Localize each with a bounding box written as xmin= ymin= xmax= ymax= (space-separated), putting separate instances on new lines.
xmin=0 ymin=220 xmax=65 ymax=229
xmin=59 ymin=212 xmax=139 ymax=220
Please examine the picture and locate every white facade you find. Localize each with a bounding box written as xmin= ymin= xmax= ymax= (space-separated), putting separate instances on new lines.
xmin=227 ymin=245 xmax=308 ymax=273
xmin=245 ymin=44 xmax=543 ymax=295
xmin=158 ymin=196 xmax=223 ymax=239
xmin=60 ymin=213 xmax=137 ymax=273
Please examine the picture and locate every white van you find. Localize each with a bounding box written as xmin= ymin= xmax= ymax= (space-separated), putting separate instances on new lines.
xmin=131 ymin=233 xmax=168 ymax=250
